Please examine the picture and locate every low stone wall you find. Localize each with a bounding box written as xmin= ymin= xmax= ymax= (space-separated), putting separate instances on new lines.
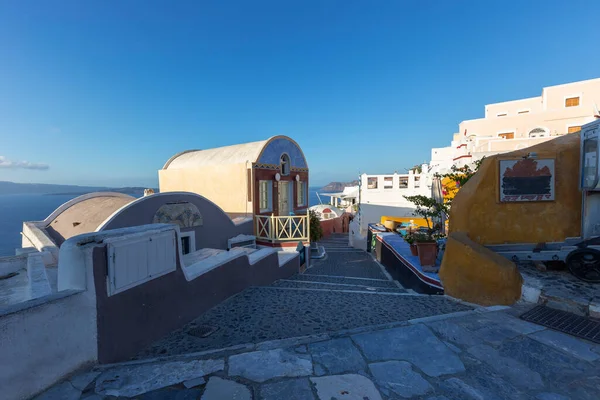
xmin=320 ymin=217 xmax=342 ymax=237
xmin=92 ymin=241 xmax=299 ymax=363
xmin=440 ymin=232 xmax=523 ymax=306
xmin=0 ymin=290 xmax=97 ymax=400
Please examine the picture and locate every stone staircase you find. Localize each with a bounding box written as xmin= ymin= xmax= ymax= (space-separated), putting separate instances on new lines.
xmin=269 ymin=233 xmax=412 ymax=295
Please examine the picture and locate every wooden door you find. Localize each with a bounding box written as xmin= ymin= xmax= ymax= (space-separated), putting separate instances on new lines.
xmin=278 ymin=181 xmax=290 ymax=216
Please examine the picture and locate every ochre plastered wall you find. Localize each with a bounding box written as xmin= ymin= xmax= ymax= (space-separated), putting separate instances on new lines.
xmin=441 ymin=133 xmax=581 ymax=305
xmin=449 ymin=133 xmax=581 ymax=245
xmin=440 ymin=232 xmax=523 ymax=306
xmin=159 ymin=163 xmax=251 ymax=214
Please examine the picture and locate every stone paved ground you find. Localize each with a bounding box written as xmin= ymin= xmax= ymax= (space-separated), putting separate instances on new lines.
xmin=138 ymin=288 xmax=470 ymax=358
xmin=137 ymin=234 xmax=467 ymax=358
xmin=38 ymin=305 xmax=600 ymax=400
xmin=518 ymin=262 xmax=600 ymax=315
xmin=33 ymin=235 xmax=600 ymax=399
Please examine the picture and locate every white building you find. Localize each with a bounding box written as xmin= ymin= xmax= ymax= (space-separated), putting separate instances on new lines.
xmin=322 ymin=186 xmax=358 ymax=210
xmin=431 ymin=78 xmax=600 ymax=173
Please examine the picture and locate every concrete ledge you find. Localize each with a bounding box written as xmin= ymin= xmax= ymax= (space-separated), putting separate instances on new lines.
xmin=0 ymin=289 xmax=83 ymax=317
xmin=440 ymin=232 xmax=523 ymax=306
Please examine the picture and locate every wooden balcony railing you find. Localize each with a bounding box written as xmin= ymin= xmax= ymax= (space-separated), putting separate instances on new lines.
xmin=255 ymin=214 xmax=309 ymax=242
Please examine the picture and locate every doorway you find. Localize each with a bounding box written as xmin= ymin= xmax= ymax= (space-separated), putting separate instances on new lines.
xmin=278 ymin=181 xmax=291 ymax=216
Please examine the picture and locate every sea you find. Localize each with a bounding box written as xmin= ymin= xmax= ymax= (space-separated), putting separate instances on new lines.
xmin=0 ymin=188 xmax=331 ymax=257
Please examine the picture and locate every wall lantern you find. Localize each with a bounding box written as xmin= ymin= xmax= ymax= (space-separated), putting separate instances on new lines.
xmin=275 ymin=173 xmax=281 ymax=181
xmin=295 ymin=174 xmax=300 ymax=182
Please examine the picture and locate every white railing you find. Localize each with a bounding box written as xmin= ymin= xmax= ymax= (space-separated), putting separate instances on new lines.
xmin=255 ymin=215 xmax=309 ymax=242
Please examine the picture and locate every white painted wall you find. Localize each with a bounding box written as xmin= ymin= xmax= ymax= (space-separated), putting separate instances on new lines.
xmin=0 ymin=224 xmax=115 ymax=400
xmin=0 ymin=291 xmax=97 ymax=400
xmin=430 ymin=78 xmax=600 ymax=174
xmin=360 ymin=168 xmax=432 ymax=208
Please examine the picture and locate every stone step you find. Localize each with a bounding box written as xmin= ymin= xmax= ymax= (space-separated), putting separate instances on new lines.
xmin=265 ymin=284 xmax=413 ymax=296
xmin=288 ymin=273 xmax=400 ymax=289
xmin=270 ymin=279 xmax=408 ymax=293
xmin=518 ymin=265 xmax=599 ymax=318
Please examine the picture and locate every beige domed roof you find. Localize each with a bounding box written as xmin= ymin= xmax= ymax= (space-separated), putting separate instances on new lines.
xmin=163 ymin=135 xmax=308 ymax=170
xmin=44 ymin=193 xmax=135 ymax=246
xmin=163 ymin=139 xmax=269 ymax=169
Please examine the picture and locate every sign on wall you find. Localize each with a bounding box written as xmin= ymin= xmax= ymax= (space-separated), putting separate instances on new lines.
xmin=499 ymin=158 xmax=555 ymax=202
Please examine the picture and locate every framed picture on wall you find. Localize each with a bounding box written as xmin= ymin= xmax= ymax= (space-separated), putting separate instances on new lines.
xmin=499 ymin=158 xmax=555 ymax=202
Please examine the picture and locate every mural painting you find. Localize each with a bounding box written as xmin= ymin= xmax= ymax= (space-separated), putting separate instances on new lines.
xmin=499 ymin=158 xmax=555 ymax=202
xmin=153 ymin=202 xmax=203 ymax=227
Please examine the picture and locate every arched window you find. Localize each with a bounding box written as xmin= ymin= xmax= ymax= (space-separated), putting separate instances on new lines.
xmin=280 ymin=153 xmax=290 ymax=176
xmin=528 ymin=127 xmax=548 ymax=138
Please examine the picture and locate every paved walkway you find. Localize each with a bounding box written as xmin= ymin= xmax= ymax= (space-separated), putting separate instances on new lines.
xmin=137 ymin=234 xmax=469 ymax=358
xmin=38 ymin=304 xmax=600 ymax=400
xmin=33 ymin=234 xmax=600 ymax=399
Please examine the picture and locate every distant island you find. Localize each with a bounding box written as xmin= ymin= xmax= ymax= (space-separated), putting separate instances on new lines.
xmin=0 ymin=181 xmax=157 ymax=197
xmin=320 ymin=180 xmax=359 ymax=192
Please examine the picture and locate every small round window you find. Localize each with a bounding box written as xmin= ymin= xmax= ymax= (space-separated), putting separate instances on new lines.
xmin=280 ymin=154 xmax=290 ymax=176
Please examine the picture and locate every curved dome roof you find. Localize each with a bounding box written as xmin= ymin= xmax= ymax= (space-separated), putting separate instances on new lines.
xmin=44 ymin=193 xmax=135 ymax=246
xmin=163 ymin=135 xmax=308 ymax=170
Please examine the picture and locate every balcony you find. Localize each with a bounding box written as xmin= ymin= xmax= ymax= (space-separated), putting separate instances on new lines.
xmin=254 ymin=215 xmax=309 ymax=243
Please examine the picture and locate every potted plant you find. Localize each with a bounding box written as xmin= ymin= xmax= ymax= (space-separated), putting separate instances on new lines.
xmin=403 ymin=232 xmax=418 ymax=256
xmin=309 ymin=210 xmax=323 ymax=251
xmin=404 ymin=195 xmax=448 ymax=268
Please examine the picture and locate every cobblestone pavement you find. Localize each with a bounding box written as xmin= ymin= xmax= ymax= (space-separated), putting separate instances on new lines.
xmin=307 ymin=233 xmax=390 ymax=280
xmin=306 ymin=251 xmax=389 ymax=279
xmin=137 ymin=234 xmax=467 ymax=358
xmin=38 ymin=235 xmax=600 ymax=398
xmin=39 ymin=305 xmax=600 ymax=400
xmin=137 ymin=287 xmax=469 ymax=358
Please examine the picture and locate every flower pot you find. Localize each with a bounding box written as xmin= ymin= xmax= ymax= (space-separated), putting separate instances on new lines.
xmin=409 ymin=243 xmax=418 ymax=256
xmin=416 ymin=242 xmax=438 ymax=267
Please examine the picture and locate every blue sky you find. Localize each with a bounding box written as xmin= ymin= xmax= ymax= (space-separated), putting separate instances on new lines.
xmin=0 ymin=1 xmax=598 ymax=187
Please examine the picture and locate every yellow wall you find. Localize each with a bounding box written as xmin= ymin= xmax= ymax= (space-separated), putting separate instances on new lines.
xmin=159 ymin=163 xmax=251 ymax=213
xmin=440 ymin=133 xmax=581 ymax=306
xmin=449 ymin=133 xmax=581 ymax=245
xmin=440 ymin=232 xmax=523 ymax=305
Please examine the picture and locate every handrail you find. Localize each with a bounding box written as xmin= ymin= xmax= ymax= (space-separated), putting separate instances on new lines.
xmin=255 ymin=215 xmax=309 ymax=241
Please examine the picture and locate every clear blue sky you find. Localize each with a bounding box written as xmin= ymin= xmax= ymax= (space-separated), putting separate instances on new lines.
xmin=0 ymin=1 xmax=598 ymax=187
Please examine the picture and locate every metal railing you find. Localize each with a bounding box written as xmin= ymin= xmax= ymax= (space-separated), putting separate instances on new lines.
xmin=255 ymin=214 xmax=309 ymax=242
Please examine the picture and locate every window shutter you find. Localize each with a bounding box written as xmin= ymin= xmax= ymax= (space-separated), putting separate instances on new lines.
xmin=107 ymin=231 xmax=176 ymax=295
xmin=566 ymin=97 xmax=580 ymax=107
